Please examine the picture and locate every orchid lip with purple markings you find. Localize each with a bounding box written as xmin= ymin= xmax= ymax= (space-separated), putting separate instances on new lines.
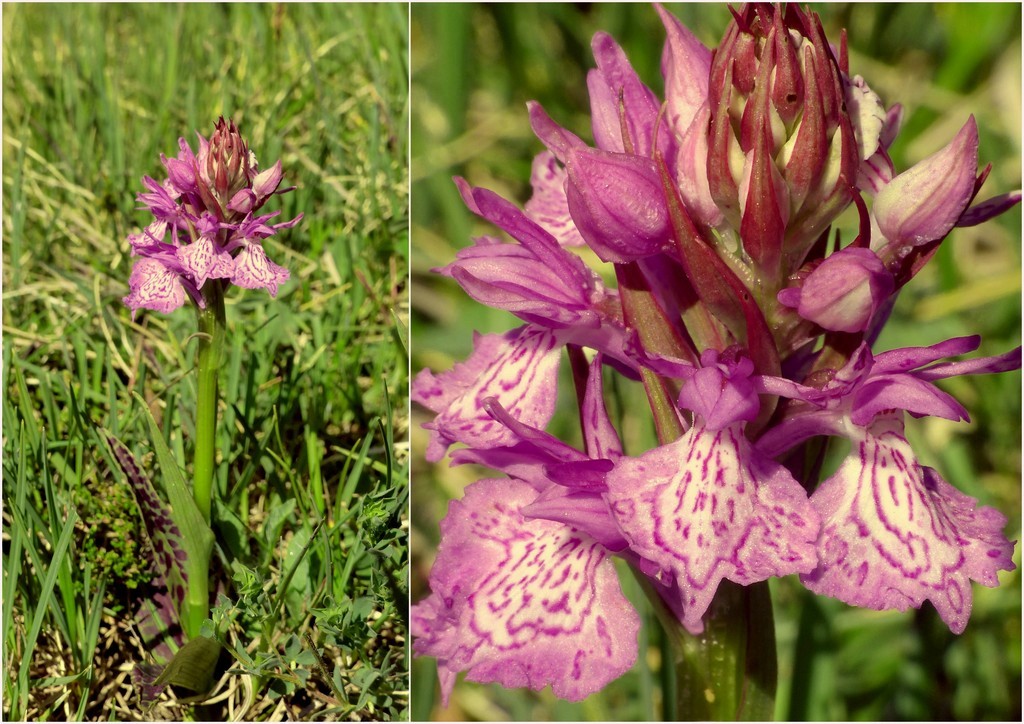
xmin=411 ymin=355 xmax=641 ymax=703
xmin=755 ymin=338 xmax=1020 ymax=632
xmin=411 ymin=478 xmax=641 ymax=705
xmin=798 ymin=413 xmax=1014 ymax=634
xmin=606 ymin=350 xmax=821 ymax=633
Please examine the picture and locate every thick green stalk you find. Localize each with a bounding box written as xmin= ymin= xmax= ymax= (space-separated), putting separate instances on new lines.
xmin=194 ymin=281 xmax=225 ymax=525
xmin=675 ymin=581 xmax=777 ymax=720
xmin=636 ymin=571 xmax=777 ymax=720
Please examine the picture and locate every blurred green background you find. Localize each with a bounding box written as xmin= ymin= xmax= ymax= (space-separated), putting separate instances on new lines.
xmin=411 ymin=3 xmax=1021 ymax=721
xmin=4 ymin=3 xmax=408 ymax=720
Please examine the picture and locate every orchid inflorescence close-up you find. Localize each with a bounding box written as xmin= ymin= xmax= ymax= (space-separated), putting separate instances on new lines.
xmin=411 ymin=2 xmax=1021 ymax=716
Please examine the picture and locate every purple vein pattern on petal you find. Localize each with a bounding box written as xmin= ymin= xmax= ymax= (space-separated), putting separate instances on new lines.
xmin=801 ymin=415 xmax=1015 ymax=634
xmin=413 ymin=325 xmax=563 ymax=461
xmin=177 ymin=234 xmax=235 ymax=289
xmin=606 ymin=422 xmax=820 ymax=633
xmin=411 ymin=478 xmax=640 ymax=704
xmin=124 ymin=258 xmax=189 ymax=315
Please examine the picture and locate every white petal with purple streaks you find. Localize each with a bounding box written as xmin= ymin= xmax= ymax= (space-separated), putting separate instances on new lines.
xmin=413 ymin=326 xmax=563 ymax=462
xmin=607 ymin=422 xmax=820 ymax=633
xmin=411 ymin=478 xmax=639 ymax=704
xmin=801 ymin=415 xmax=1015 ymax=634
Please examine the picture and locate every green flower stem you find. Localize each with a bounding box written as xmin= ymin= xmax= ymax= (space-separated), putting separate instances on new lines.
xmin=194 ymin=281 xmax=225 ymax=525
xmin=182 ymin=560 xmax=210 ymax=640
xmin=614 ymin=263 xmax=692 ymax=443
xmin=635 ymin=571 xmax=777 ymax=720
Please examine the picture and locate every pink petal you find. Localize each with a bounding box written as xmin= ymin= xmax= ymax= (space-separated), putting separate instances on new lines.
xmin=586 ymin=67 xmax=627 ymax=154
xmin=801 ymin=415 xmax=1015 ymax=634
xmin=178 ymin=235 xmax=235 ymax=288
xmin=606 ymin=422 xmax=820 ymax=634
xmin=163 ymin=156 xmax=197 ymax=195
xmin=857 ymin=151 xmax=895 ymax=195
xmin=128 ymin=220 xmax=171 ymax=255
xmin=677 ymin=355 xmax=759 ymax=431
xmin=123 ymin=258 xmax=187 ymax=316
xmin=412 ymin=478 xmax=640 ymax=704
xmin=227 ymin=188 xmax=256 ymax=215
xmin=657 ymin=3 xmax=711 ymax=139
xmin=524 ymin=152 xmax=585 ymax=247
xmin=412 ymin=326 xmax=563 ymax=462
xmin=780 ymin=247 xmax=894 ymax=333
xmin=588 ymin=32 xmax=666 ymax=157
xmin=581 ymin=355 xmax=622 ymax=460
xmin=873 ymin=116 xmax=979 ymax=248
xmin=528 ymin=101 xmax=587 ymax=163
xmin=230 ymin=242 xmax=290 ymax=295
xmin=252 ymin=159 xmax=284 ymax=200
xmin=444 ymin=247 xmax=596 ymax=328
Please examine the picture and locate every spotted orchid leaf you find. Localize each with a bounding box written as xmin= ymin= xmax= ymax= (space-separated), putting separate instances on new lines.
xmin=105 ymin=434 xmax=188 ymax=646
xmin=106 ymin=433 xmax=190 ymax=703
xmin=132 ymin=392 xmax=215 ymax=642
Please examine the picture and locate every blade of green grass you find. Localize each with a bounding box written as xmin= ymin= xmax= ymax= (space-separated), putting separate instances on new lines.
xmin=16 ymin=507 xmax=80 ymax=719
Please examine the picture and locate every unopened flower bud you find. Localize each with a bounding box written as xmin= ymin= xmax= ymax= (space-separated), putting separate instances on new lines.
xmin=707 ymin=4 xmax=872 ymax=264
xmin=778 ymin=246 xmax=893 ymax=332
xmin=197 ymin=117 xmax=255 ymax=217
xmin=565 ymin=147 xmax=671 ymax=263
xmin=872 ymin=116 xmax=979 ymax=252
